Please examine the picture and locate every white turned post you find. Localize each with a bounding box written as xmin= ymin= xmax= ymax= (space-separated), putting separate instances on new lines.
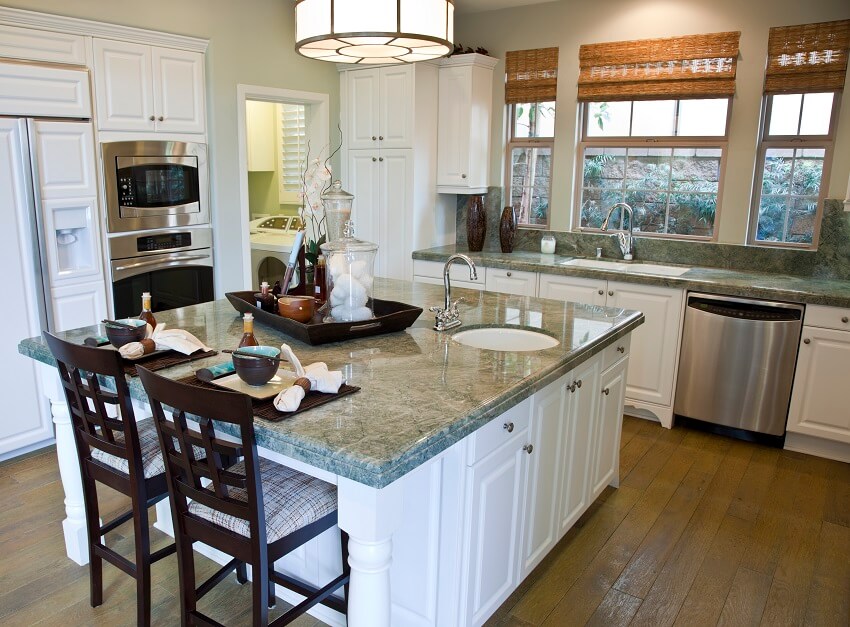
xmin=337 ymin=476 xmax=404 ymax=627
xmin=42 ymin=365 xmax=89 ymax=565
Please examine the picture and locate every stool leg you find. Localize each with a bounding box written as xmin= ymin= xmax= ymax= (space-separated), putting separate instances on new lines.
xmin=176 ymin=533 xmax=197 ymax=627
xmin=133 ymin=498 xmax=152 ymax=627
xmin=83 ymin=473 xmax=103 ymax=607
xmin=236 ymin=561 xmax=248 ymax=584
xmin=268 ymin=574 xmax=276 ymax=608
xmin=251 ymin=554 xmax=269 ymax=627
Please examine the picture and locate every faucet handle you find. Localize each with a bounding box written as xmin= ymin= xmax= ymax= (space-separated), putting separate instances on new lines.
xmin=429 ymin=305 xmax=444 ymax=313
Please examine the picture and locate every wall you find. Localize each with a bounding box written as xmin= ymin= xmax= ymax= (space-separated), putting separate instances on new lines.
xmin=2 ymin=0 xmax=340 ymax=294
xmin=455 ymin=0 xmax=850 ymax=243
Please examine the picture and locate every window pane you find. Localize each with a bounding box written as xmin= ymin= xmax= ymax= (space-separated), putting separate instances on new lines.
xmin=585 ymin=101 xmax=631 ymax=137
xmin=768 ymin=94 xmax=802 ymax=135
xmin=510 ymin=146 xmax=551 ymax=225
xmin=677 ymin=99 xmax=728 ymax=136
xmin=755 ymin=147 xmax=825 ymax=243
xmin=513 ymin=102 xmax=556 ymax=138
xmin=627 ymin=190 xmax=668 ymax=233
xmin=631 ymin=100 xmax=675 ymax=136
xmin=582 ymin=148 xmax=626 ymax=189
xmin=799 ymin=93 xmax=834 ymax=135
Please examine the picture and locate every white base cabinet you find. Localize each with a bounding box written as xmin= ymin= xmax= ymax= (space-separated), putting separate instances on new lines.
xmin=485 ymin=268 xmax=538 ymax=297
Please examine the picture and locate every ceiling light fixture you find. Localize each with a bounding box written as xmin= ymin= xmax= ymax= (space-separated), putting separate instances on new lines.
xmin=295 ymin=0 xmax=454 ymax=65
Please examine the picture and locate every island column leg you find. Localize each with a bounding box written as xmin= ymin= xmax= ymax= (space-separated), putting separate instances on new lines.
xmin=336 ymin=476 xmax=404 ymax=627
xmin=42 ymin=364 xmax=89 ymax=565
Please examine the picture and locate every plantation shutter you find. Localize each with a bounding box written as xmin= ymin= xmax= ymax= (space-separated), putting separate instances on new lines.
xmin=505 ymin=47 xmax=559 ymax=104
xmin=764 ymin=19 xmax=850 ymax=94
xmin=577 ymin=31 xmax=741 ymax=101
xmin=278 ymin=103 xmax=307 ymax=203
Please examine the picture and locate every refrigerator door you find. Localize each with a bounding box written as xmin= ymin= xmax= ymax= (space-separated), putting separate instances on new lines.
xmin=0 ymin=118 xmax=53 ymax=457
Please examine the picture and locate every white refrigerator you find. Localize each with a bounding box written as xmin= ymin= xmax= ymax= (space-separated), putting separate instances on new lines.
xmin=0 ymin=117 xmax=107 ymax=459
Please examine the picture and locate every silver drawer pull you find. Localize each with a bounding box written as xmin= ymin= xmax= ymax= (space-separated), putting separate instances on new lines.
xmin=568 ymin=382 xmax=576 ymax=393
xmin=503 ymin=422 xmax=514 ymax=433
xmin=523 ymin=444 xmax=533 ymax=454
xmin=575 ymin=379 xmax=582 ymax=388
xmin=372 ymin=136 xmax=377 ymax=140
xmin=602 ymin=388 xmax=610 ymax=395
xmin=506 ymin=271 xmax=512 ymax=277
xmin=842 ymin=316 xmax=849 ymax=323
xmin=598 ymin=289 xmax=604 ymax=295
xmin=379 ymin=135 xmax=384 ymax=140
xmin=617 ymin=346 xmax=625 ymax=353
xmin=608 ymin=290 xmax=614 ymax=296
xmin=803 ymin=338 xmax=811 ymax=344
xmin=461 ymin=174 xmax=467 ymax=179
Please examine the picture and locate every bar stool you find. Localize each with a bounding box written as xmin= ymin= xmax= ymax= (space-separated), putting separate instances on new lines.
xmin=43 ymin=332 xmax=179 ymax=626
xmin=136 ymin=365 xmax=350 ymax=626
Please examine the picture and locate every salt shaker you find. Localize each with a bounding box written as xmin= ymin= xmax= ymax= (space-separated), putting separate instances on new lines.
xmin=541 ymin=235 xmax=556 ymax=254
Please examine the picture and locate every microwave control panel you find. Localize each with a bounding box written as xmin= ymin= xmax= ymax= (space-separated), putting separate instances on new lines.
xmin=118 ymin=176 xmax=136 ymax=205
xmin=136 ymin=232 xmax=192 ymax=253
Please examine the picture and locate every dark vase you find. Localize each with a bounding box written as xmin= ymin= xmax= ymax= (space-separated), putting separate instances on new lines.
xmin=467 ymin=195 xmax=486 ymax=252
xmin=499 ymin=206 xmax=518 ymax=253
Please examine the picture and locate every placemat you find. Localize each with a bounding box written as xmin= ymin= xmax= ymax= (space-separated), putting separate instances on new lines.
xmin=122 ymin=350 xmax=218 ymax=377
xmin=176 ymin=373 xmax=360 ymax=422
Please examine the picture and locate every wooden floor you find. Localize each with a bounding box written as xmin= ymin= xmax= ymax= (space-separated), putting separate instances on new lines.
xmin=1 ymin=416 xmax=848 ymax=626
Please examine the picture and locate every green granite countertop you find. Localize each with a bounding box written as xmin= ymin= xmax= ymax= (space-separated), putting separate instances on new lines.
xmin=413 ymin=245 xmax=850 ymax=308
xmin=18 ymin=278 xmax=643 ymax=488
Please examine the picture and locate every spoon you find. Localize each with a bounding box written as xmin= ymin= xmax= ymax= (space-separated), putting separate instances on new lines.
xmin=222 ymin=349 xmax=285 ymax=362
xmin=102 ymin=318 xmax=141 ymax=329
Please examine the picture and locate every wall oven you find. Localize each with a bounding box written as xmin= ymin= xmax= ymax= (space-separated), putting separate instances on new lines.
xmin=109 ymin=228 xmax=214 ymax=319
xmin=102 ymin=140 xmax=209 ymax=233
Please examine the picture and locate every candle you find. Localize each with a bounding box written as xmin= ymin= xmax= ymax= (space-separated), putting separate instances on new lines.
xmin=541 ymin=235 xmax=556 ymax=254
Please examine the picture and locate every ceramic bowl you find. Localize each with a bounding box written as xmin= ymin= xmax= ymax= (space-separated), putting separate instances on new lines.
xmin=232 ymin=345 xmax=280 ymax=386
xmin=105 ymin=318 xmax=147 ymax=348
xmin=277 ymin=296 xmax=316 ymax=323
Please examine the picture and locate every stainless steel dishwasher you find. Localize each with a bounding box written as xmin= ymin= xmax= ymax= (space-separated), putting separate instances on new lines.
xmin=674 ymin=292 xmax=803 ymax=439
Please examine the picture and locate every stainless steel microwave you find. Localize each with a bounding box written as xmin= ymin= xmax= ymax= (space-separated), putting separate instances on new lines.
xmin=102 ymin=140 xmax=209 ymax=233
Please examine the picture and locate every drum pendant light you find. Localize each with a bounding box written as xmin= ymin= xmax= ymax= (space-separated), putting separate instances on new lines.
xmin=295 ymin=0 xmax=454 ymax=64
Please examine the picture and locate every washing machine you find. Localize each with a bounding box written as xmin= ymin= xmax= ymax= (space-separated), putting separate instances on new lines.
xmin=249 ymin=215 xmax=300 ymax=289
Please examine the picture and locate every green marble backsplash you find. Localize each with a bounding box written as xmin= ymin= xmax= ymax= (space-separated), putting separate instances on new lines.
xmin=456 ymin=190 xmax=850 ymax=280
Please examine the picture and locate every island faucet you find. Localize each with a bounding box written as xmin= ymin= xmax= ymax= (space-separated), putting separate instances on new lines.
xmin=600 ymin=202 xmax=635 ymax=261
xmin=430 ymin=254 xmax=477 ymax=331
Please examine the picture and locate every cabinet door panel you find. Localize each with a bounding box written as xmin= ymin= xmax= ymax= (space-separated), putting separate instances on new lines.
xmin=378 ymin=150 xmax=413 ymax=280
xmin=788 ymin=327 xmax=850 ymax=443
xmin=607 ymin=282 xmax=683 ymax=407
xmin=50 ymin=279 xmax=108 ymax=332
xmin=538 ymin=274 xmax=606 ymax=306
xmin=591 ymin=359 xmax=627 ymax=499
xmin=153 ymin=47 xmax=206 ymax=134
xmin=485 ymin=269 xmax=537 ymax=297
xmin=93 ymin=39 xmax=154 ymax=131
xmin=379 ymin=66 xmax=413 ymax=149
xmin=347 ymin=69 xmax=380 ymax=150
xmin=32 ymin=121 xmax=97 ymax=199
xmin=0 ymin=61 xmax=90 ymax=118
xmin=436 ymin=66 xmax=471 ymax=188
xmin=347 ymin=150 xmax=381 ymax=261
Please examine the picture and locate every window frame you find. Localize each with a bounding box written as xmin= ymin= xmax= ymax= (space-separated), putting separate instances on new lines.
xmin=573 ymin=97 xmax=732 ymax=241
xmin=747 ymin=91 xmax=841 ymax=249
xmin=504 ymin=101 xmax=556 ymax=230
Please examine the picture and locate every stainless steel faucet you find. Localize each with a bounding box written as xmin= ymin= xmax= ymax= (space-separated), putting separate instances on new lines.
xmin=430 ymin=254 xmax=477 ymax=331
xmin=600 ymin=202 xmax=635 ymax=261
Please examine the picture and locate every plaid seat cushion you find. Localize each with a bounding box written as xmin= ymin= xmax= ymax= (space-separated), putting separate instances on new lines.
xmin=188 ymin=458 xmax=337 ymax=544
xmin=91 ymin=418 xmax=204 ymax=479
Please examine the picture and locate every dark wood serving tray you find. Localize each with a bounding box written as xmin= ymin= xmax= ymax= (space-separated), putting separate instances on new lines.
xmin=225 ymin=291 xmax=422 ymax=345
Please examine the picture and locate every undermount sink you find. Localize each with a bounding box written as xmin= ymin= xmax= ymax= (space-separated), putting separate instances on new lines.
xmin=559 ymin=258 xmax=690 ymax=277
xmin=452 ymin=327 xmax=560 ymax=352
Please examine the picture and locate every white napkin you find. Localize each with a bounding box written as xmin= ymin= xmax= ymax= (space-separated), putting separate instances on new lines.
xmin=304 ymin=362 xmax=343 ymax=394
xmin=280 ymin=344 xmax=305 ymax=377
xmin=272 ymin=346 xmax=345 ymax=412
xmin=118 ymin=323 xmax=210 ymax=360
xmin=273 ymin=384 xmax=306 ymax=412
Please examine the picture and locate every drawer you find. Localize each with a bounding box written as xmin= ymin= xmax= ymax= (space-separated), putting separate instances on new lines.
xmin=412 ymin=259 xmax=486 ymax=286
xmin=602 ymin=335 xmax=631 ymax=371
xmin=804 ymin=304 xmax=850 ymax=332
xmin=467 ymin=397 xmax=530 ymax=465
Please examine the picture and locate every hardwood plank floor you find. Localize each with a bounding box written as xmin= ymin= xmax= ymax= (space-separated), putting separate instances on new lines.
xmin=2 ymin=416 xmax=849 ymax=626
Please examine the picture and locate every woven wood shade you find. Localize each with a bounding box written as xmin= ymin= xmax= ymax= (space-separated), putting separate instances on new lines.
xmin=578 ymin=31 xmax=740 ymax=102
xmin=765 ymin=20 xmax=850 ymax=94
xmin=505 ymin=47 xmax=559 ymax=104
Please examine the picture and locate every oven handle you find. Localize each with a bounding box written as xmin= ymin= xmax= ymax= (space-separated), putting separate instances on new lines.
xmin=112 ymin=253 xmax=212 ymax=281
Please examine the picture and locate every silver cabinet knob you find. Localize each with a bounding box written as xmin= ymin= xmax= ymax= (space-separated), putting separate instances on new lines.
xmin=523 ymin=444 xmax=534 ymax=454
xmin=506 ymin=271 xmax=512 ymax=277
xmin=158 ymin=116 xmax=164 ymax=122
xmin=568 ymin=382 xmax=576 ymax=393
xmin=461 ymin=174 xmax=467 ymax=179
xmin=372 ymin=136 xmax=377 ymax=141
xmin=379 ymin=157 xmax=384 ymax=162
xmin=575 ymin=379 xmax=582 ymax=388
xmin=372 ymin=157 xmax=377 ymax=162
xmin=617 ymin=346 xmax=625 ymax=353
xmin=608 ymin=290 xmax=614 ymax=296
xmin=503 ymin=422 xmax=514 ymax=433
xmin=379 ymin=135 xmax=384 ymax=140
xmin=598 ymin=289 xmax=604 ymax=295
xmin=149 ymin=115 xmax=155 ymax=121
xmin=602 ymin=388 xmax=610 ymax=395
xmin=842 ymin=316 xmax=849 ymax=323
xmin=803 ymin=338 xmax=811 ymax=344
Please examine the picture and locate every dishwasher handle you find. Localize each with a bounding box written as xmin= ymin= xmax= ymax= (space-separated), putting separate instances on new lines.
xmin=688 ymin=296 xmax=802 ymax=322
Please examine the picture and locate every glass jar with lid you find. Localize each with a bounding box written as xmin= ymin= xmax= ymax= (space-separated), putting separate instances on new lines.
xmin=320 ymin=220 xmax=377 ymax=322
xmin=321 ymin=180 xmax=354 ymax=243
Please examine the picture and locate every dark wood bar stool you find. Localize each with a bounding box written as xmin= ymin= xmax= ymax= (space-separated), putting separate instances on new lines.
xmin=43 ymin=332 xmax=179 ymax=626
xmin=136 ymin=365 xmax=350 ymax=626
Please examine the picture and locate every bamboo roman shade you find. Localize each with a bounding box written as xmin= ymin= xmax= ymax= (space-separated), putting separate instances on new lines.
xmin=577 ymin=31 xmax=741 ymax=102
xmin=764 ymin=19 xmax=850 ymax=94
xmin=505 ymin=47 xmax=559 ymax=104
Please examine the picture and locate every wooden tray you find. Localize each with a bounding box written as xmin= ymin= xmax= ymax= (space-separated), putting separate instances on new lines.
xmin=225 ymin=291 xmax=422 ymax=345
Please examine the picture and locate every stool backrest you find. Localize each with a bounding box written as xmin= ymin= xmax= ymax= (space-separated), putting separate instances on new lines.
xmin=135 ymin=365 xmax=266 ymax=545
xmin=43 ymin=332 xmax=144 ymax=478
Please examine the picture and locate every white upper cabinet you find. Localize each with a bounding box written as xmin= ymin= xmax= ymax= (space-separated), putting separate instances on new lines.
xmin=0 ymin=61 xmax=90 ymax=118
xmin=346 ymin=65 xmax=412 ymax=150
xmin=437 ymin=54 xmax=498 ymax=194
xmin=32 ymin=120 xmax=97 ymax=199
xmin=94 ymin=39 xmax=205 ymax=134
xmin=0 ymin=24 xmax=85 ymax=65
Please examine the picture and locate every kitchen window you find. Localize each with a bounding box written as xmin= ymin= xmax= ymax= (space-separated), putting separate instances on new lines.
xmin=504 ymin=47 xmax=558 ymax=228
xmin=575 ymin=31 xmax=740 ymax=240
xmin=748 ymin=19 xmax=849 ymax=248
xmin=278 ymin=102 xmax=307 ymax=204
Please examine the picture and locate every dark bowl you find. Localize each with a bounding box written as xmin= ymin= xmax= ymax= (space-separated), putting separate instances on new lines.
xmin=105 ymin=319 xmax=147 ymax=348
xmin=232 ymin=346 xmax=281 ymax=386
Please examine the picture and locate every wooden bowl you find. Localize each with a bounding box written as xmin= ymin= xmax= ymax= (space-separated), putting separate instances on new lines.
xmin=232 ymin=346 xmax=280 ymax=386
xmin=105 ymin=319 xmax=147 ymax=348
xmin=277 ymin=296 xmax=316 ymax=323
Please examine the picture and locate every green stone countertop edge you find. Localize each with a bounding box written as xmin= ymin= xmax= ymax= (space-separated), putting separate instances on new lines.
xmin=413 ymin=246 xmax=850 ymax=308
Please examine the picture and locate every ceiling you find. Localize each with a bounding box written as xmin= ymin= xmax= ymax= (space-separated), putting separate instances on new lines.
xmin=454 ymin=0 xmax=559 ymax=15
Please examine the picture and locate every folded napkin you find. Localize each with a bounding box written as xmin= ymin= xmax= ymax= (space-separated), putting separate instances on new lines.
xmin=273 ymin=345 xmax=345 ymax=411
xmin=119 ymin=323 xmax=211 ymax=360
xmin=273 ymin=378 xmax=311 ymax=412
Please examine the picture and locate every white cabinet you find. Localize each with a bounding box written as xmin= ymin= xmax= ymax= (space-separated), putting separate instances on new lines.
xmin=437 ymin=54 xmax=498 ymax=194
xmin=591 ymin=357 xmax=628 ymax=499
xmin=93 ymin=39 xmax=206 ymax=134
xmin=788 ymin=306 xmax=850 ymax=445
xmin=0 ymin=24 xmax=85 ymax=65
xmin=0 ymin=61 xmax=90 ymax=118
xmin=346 ymin=65 xmax=413 ymax=150
xmin=413 ymin=259 xmax=486 ymax=292
xmin=485 ymin=268 xmax=537 ymax=297
xmin=246 ymin=100 xmax=276 ymax=171
xmin=50 ymin=280 xmax=108 ymax=332
xmin=538 ymin=274 xmax=606 ymax=306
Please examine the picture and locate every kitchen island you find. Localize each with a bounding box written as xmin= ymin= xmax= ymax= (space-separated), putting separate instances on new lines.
xmin=19 ymin=278 xmax=643 ymax=627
